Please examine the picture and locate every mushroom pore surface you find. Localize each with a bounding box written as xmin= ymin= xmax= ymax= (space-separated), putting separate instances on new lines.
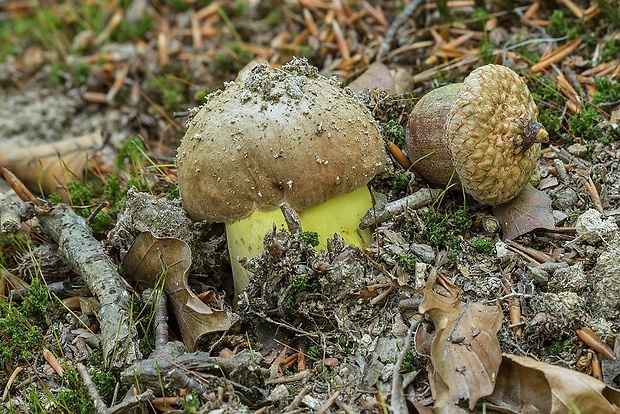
xmin=176 ymin=58 xmax=385 ymax=223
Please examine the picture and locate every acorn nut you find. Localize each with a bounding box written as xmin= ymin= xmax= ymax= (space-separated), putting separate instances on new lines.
xmin=406 ymin=64 xmax=548 ymax=206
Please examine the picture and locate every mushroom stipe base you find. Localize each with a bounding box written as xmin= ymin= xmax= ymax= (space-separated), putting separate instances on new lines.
xmin=226 ymin=185 xmax=374 ymax=302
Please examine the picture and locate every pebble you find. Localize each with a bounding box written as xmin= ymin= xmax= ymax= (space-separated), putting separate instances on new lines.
xmin=575 ymin=209 xmax=618 ymax=244
xmin=527 ymin=261 xmax=549 ymax=286
xmin=551 ymin=187 xmax=579 ymax=210
xmin=566 ymin=143 xmax=588 ymax=158
xmin=410 ymin=243 xmax=435 ymax=263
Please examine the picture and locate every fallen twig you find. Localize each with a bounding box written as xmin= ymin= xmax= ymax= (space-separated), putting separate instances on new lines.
xmin=39 ymin=204 xmax=142 ymax=368
xmin=376 ymin=0 xmax=424 ymax=61
xmin=390 ymin=318 xmax=421 ymax=413
xmin=360 ymin=188 xmax=443 ymax=229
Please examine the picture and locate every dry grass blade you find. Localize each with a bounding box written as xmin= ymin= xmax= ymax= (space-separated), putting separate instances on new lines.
xmin=1 ymin=167 xmax=38 ymax=205
xmin=531 ymin=38 xmax=582 ymax=73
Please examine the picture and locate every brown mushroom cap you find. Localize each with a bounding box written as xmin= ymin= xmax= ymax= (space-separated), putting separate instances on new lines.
xmin=406 ymin=64 xmax=545 ymax=206
xmin=447 ymin=64 xmax=542 ymax=206
xmin=176 ymin=58 xmax=385 ymax=222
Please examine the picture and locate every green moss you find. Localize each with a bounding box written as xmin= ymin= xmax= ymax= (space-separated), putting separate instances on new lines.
xmin=602 ymin=40 xmax=620 ymax=63
xmin=27 ymin=387 xmax=47 ymax=414
xmin=90 ymin=367 xmax=130 ymax=405
xmin=338 ymin=335 xmax=353 ymax=353
xmin=529 ymin=74 xmax=566 ymax=138
xmin=388 ymin=169 xmax=411 ymax=195
xmin=547 ymin=10 xmax=579 ymax=39
xmin=400 ymin=349 xmax=417 ymax=372
xmin=474 ymin=237 xmax=494 ymax=254
xmin=382 ymin=119 xmax=406 ymax=148
xmin=55 ymin=366 xmax=97 ymax=413
xmin=111 ymin=15 xmax=153 ymax=43
xmin=260 ymin=11 xmax=284 ymax=27
xmin=73 ymin=61 xmax=91 ymax=85
xmin=548 ymin=339 xmax=572 ymax=356
xmin=569 ymin=106 xmax=609 ymax=143
xmin=422 ymin=208 xmax=471 ymax=252
xmin=282 ymin=294 xmax=295 ymax=312
xmin=291 ymin=275 xmax=321 ymax=294
xmin=592 ymin=76 xmax=620 ymax=105
xmin=182 ymin=391 xmax=201 ymax=413
xmin=167 ymin=186 xmax=180 ymax=200
xmin=299 ymin=231 xmax=320 ymax=248
xmin=479 ymin=38 xmax=496 ymax=64
xmin=0 ymin=293 xmax=46 ymax=365
xmin=399 ymin=253 xmax=417 ymax=273
xmin=144 ymin=75 xmax=185 ymax=112
xmin=307 ymin=345 xmax=323 ymax=360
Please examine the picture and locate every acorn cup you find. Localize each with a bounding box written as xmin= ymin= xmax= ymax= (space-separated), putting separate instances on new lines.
xmin=406 ymin=64 xmax=548 ymax=206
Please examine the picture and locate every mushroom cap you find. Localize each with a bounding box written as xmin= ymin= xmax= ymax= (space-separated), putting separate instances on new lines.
xmin=176 ymin=58 xmax=385 ymax=223
xmin=447 ymin=64 xmax=543 ymax=206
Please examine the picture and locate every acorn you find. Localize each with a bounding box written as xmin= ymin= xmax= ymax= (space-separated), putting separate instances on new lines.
xmin=406 ymin=64 xmax=548 ymax=206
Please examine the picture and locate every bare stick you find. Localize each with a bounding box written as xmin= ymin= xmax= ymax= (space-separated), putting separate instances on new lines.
xmin=317 ymin=390 xmax=340 ymax=414
xmin=77 ymin=363 xmax=108 ymax=414
xmin=40 ymin=204 xmax=141 ymax=368
xmin=390 ymin=318 xmax=421 ymax=413
xmin=360 ymin=188 xmax=443 ymax=229
xmin=376 ymin=0 xmax=424 ymax=61
xmin=106 ymin=390 xmax=155 ymax=414
xmin=0 ymin=194 xmax=23 ymax=235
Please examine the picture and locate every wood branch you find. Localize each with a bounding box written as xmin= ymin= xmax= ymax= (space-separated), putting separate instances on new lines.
xmin=360 ymin=188 xmax=443 ymax=229
xmin=39 ymin=204 xmax=141 ymax=368
xmin=376 ymin=0 xmax=424 ymax=61
xmin=0 ymin=193 xmax=27 ymax=235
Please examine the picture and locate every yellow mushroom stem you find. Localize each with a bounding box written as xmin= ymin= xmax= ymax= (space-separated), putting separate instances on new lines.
xmin=226 ymin=186 xmax=374 ymax=300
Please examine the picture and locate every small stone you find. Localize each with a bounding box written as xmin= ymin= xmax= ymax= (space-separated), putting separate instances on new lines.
xmin=550 ymin=186 xmax=579 ymax=210
xmin=594 ymin=238 xmax=620 ymax=318
xmin=302 ymin=395 xmax=322 ymax=410
xmin=267 ymin=384 xmax=289 ymax=402
xmin=548 ymin=265 xmax=587 ymax=293
xmin=410 ymin=243 xmax=435 ymax=263
xmin=527 ymin=261 xmax=549 ymax=286
xmin=552 ymin=210 xmax=569 ymax=226
xmin=566 ymin=143 xmax=588 ymax=158
xmin=575 ymin=209 xmax=618 ymax=244
xmin=495 ymin=241 xmax=511 ymax=258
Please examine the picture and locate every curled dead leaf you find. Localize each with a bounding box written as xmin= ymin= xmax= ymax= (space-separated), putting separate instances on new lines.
xmin=484 ymin=354 xmax=620 ymax=413
xmin=419 ymin=268 xmax=503 ymax=411
xmin=493 ymin=183 xmax=555 ymax=240
xmin=122 ymin=232 xmax=237 ymax=352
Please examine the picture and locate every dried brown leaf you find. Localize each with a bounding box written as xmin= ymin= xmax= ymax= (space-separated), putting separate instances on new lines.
xmin=419 ymin=270 xmax=503 ymax=411
xmin=123 ymin=232 xmax=237 ymax=352
xmin=484 ymin=354 xmax=620 ymax=413
xmin=493 ymin=183 xmax=555 ymax=240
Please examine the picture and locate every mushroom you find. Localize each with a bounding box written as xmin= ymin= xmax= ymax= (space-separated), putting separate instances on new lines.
xmin=175 ymin=58 xmax=385 ymax=299
xmin=406 ymin=64 xmax=548 ymax=206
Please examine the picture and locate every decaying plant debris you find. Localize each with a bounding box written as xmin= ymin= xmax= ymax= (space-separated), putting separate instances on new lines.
xmin=2 ymin=0 xmax=620 ymax=412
